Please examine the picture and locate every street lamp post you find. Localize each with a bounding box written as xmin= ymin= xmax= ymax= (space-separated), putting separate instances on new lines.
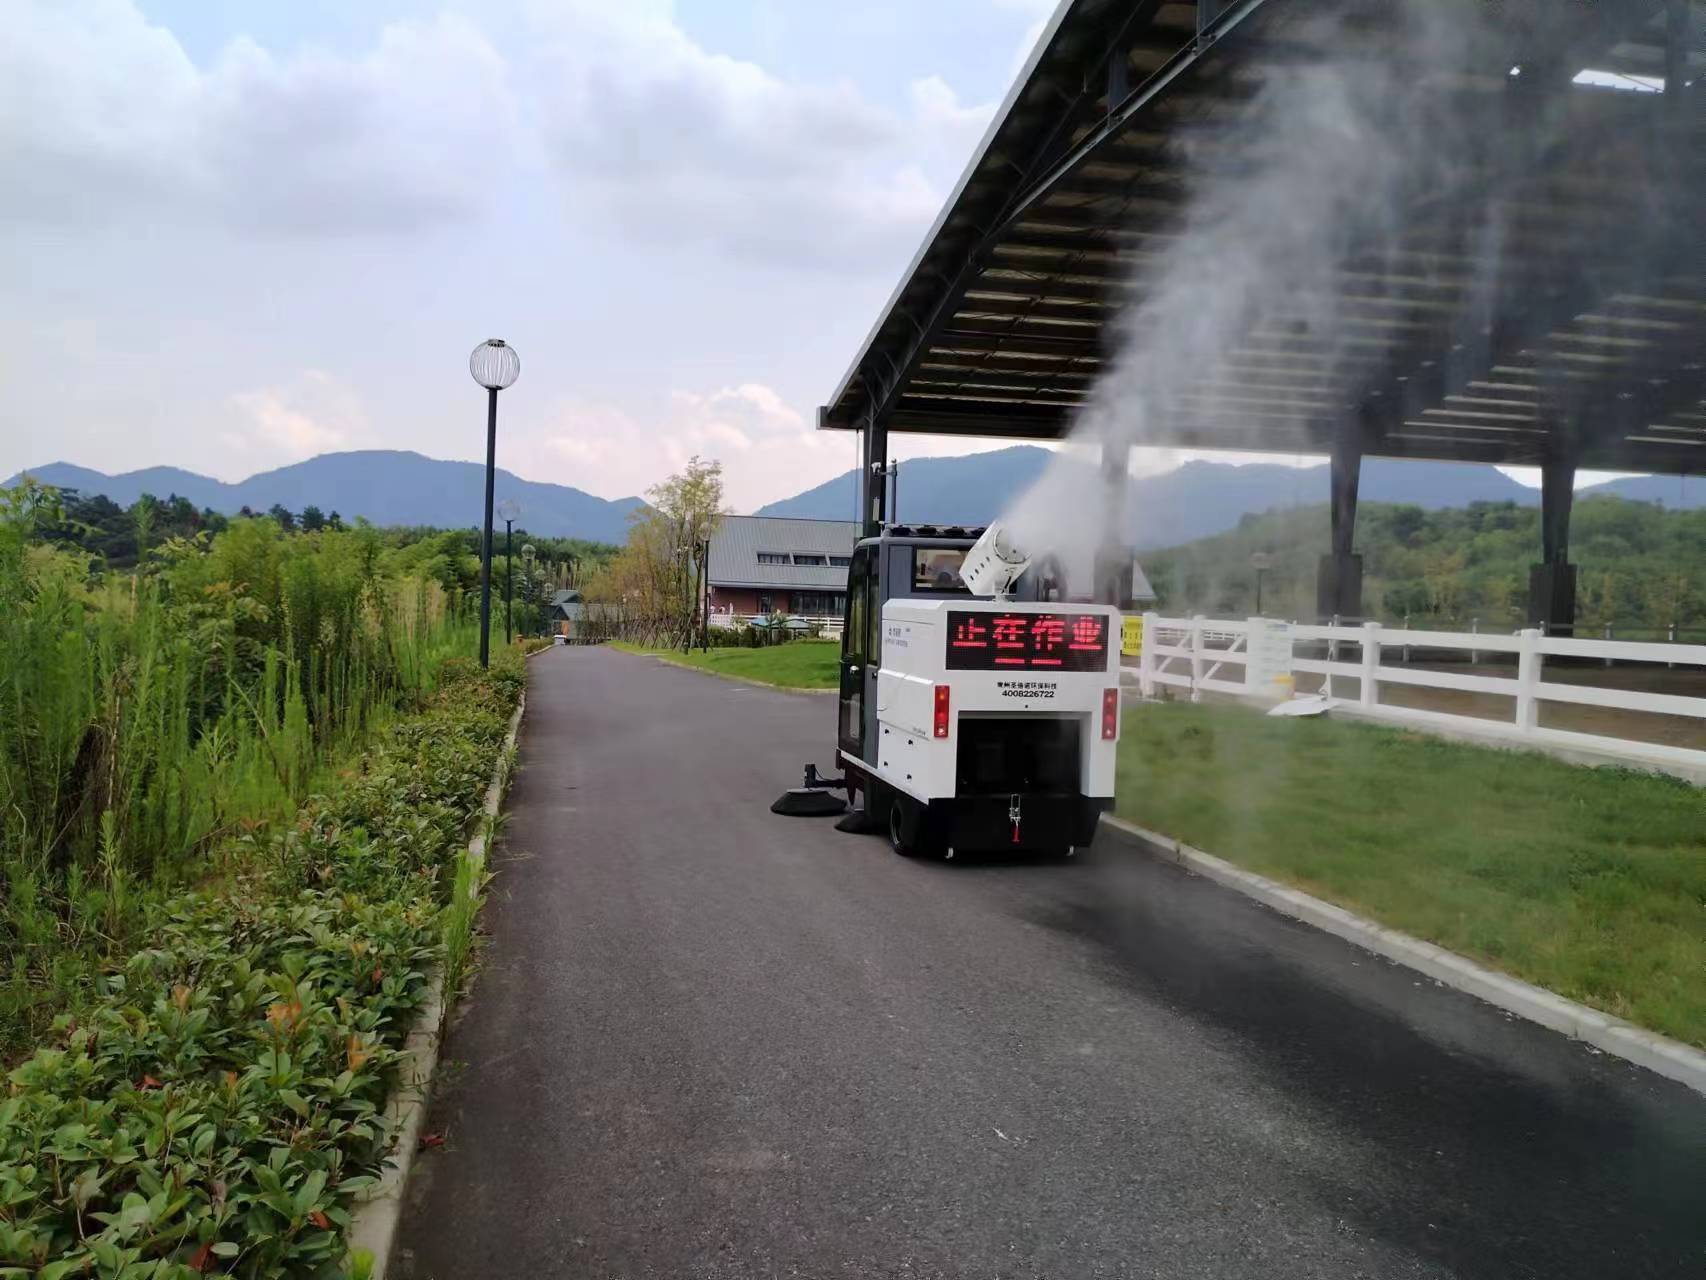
xmin=498 ymin=499 xmax=521 ymax=645
xmin=521 ymin=543 xmax=536 ymax=637
xmin=470 ymin=340 xmax=521 ymax=668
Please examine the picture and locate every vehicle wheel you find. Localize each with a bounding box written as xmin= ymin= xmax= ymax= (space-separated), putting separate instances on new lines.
xmin=887 ymin=793 xmax=919 ymax=858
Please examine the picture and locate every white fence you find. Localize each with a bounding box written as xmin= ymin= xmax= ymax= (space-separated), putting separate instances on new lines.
xmin=708 ymin=610 xmax=843 ymax=637
xmin=1135 ymin=614 xmax=1706 ymax=780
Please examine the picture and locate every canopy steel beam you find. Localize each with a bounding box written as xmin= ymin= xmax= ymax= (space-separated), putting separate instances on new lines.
xmin=845 ymin=0 xmax=1272 ymax=436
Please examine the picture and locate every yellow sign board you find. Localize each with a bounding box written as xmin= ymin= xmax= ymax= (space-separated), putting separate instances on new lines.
xmin=1121 ymin=615 xmax=1144 ymax=658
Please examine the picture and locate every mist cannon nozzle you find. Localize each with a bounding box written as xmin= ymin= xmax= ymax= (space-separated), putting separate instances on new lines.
xmin=961 ymin=522 xmax=1032 ymax=600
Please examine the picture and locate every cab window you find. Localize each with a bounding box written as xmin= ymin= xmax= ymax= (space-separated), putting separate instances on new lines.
xmin=866 ymin=551 xmax=882 ymax=660
xmin=912 ymin=548 xmax=969 ymax=593
xmin=844 ymin=549 xmax=868 ymax=662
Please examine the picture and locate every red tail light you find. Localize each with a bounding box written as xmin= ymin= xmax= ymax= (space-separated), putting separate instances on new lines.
xmin=1102 ymin=688 xmax=1119 ymax=740
xmin=933 ymin=684 xmax=951 ymax=738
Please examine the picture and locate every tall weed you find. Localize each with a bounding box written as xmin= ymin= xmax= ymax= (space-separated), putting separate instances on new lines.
xmin=0 ymin=486 xmax=479 ymax=1054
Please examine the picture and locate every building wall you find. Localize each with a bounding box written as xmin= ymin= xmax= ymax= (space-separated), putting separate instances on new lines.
xmin=709 ymin=586 xmax=846 ymax=618
xmin=710 ymin=586 xmax=766 ymax=617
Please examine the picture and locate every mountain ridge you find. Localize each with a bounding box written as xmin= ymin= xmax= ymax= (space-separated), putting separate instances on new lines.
xmin=4 ymin=451 xmax=645 ymax=544
xmin=8 ymin=446 xmax=1701 ymax=549
xmin=755 ymin=446 xmax=1706 ymax=548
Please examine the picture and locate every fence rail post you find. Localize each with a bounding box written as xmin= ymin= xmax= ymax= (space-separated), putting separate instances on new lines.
xmin=1140 ymin=610 xmax=1160 ymax=697
xmin=1190 ymin=615 xmax=1206 ymax=703
xmin=1515 ymin=627 xmax=1541 ymax=732
xmin=1360 ymin=621 xmax=1381 ymax=709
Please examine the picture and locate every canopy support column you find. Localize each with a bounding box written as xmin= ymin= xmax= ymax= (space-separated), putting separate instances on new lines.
xmin=860 ymin=418 xmax=889 ymax=538
xmin=1316 ymin=434 xmax=1364 ymax=621
xmin=1527 ymin=452 xmax=1577 ymax=635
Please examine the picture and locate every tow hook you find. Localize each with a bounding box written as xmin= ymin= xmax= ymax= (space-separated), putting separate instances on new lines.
xmin=1008 ymin=793 xmax=1021 ymax=844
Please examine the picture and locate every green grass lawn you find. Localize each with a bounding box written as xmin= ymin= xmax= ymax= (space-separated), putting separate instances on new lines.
xmin=1117 ymin=701 xmax=1706 ymax=1047
xmin=613 ymin=639 xmax=841 ymax=689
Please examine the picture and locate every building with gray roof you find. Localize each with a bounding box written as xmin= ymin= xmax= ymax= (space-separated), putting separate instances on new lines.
xmin=707 ymin=516 xmax=861 ymax=621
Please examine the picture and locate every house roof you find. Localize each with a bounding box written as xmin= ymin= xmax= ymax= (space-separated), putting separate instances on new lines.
xmin=707 ymin=515 xmax=861 ymax=591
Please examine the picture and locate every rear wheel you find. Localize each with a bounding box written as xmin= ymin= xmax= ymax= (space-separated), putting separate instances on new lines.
xmin=887 ymin=792 xmax=919 ymax=858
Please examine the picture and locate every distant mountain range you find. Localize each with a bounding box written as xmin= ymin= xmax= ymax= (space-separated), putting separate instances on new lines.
xmin=756 ymin=446 xmax=1706 ymax=549
xmin=7 ymin=445 xmax=1702 ymax=549
xmin=3 ymin=452 xmax=644 ymax=544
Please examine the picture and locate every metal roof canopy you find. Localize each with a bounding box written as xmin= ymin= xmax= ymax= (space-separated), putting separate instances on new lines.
xmin=820 ymin=0 xmax=1706 ymax=477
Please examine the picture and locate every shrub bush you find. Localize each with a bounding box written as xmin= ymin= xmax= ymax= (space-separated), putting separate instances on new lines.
xmin=0 ymin=658 xmax=520 ymax=1279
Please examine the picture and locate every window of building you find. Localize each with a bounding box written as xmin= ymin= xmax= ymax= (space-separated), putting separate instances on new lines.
xmin=756 ymin=552 xmax=789 ymax=565
xmin=829 ymin=556 xmax=851 ymax=567
xmin=756 ymin=594 xmax=774 ymax=614
xmin=792 ymin=592 xmax=845 ymax=615
xmin=792 ymin=553 xmax=828 ymax=566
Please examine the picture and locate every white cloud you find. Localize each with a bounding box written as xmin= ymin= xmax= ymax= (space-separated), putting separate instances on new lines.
xmin=225 ymin=371 xmax=371 ymax=473
xmin=0 ymin=1 xmax=1036 ymax=508
xmin=526 ymin=2 xmax=992 ymax=268
xmin=512 ymin=381 xmax=856 ymax=512
xmin=2 ymin=0 xmax=998 ymax=265
xmin=0 ymin=1 xmax=517 ymax=233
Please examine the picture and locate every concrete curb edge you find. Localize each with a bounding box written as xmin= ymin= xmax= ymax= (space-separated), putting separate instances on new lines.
xmin=1100 ymin=814 xmax=1706 ymax=1098
xmin=344 ymin=689 xmax=528 ymax=1277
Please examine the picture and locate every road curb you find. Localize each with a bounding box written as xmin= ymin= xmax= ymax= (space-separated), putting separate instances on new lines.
xmin=1100 ymin=814 xmax=1706 ymax=1097
xmin=344 ymin=690 xmax=527 ymax=1278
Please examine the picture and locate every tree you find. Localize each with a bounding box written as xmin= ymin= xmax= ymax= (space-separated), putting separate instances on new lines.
xmin=268 ymin=504 xmax=298 ymax=533
xmin=301 ymin=505 xmax=326 ymax=532
xmin=1421 ymin=548 xmax=1466 ymax=619
xmin=586 ymin=457 xmax=723 ymax=646
xmin=1386 ymin=504 xmax=1426 ymax=547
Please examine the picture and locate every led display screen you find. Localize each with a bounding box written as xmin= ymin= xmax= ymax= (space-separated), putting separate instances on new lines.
xmin=945 ymin=611 xmax=1110 ymax=672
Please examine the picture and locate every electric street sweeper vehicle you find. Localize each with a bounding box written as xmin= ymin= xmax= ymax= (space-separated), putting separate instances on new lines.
xmin=805 ymin=521 xmax=1122 ymax=859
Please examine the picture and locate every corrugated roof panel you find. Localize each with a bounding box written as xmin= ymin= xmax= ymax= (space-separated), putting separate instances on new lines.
xmin=708 ymin=515 xmax=861 ymax=590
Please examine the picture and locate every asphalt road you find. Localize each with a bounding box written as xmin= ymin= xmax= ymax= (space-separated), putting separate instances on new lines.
xmin=396 ymin=646 xmax=1706 ymax=1280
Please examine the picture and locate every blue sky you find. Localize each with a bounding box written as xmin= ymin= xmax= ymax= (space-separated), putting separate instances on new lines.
xmin=2 ymin=0 xmax=1065 ymax=511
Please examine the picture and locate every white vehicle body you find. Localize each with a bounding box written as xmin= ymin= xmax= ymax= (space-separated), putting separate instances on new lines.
xmin=876 ymin=598 xmax=1121 ymax=803
xmin=859 ymin=598 xmax=1121 ymax=852
xmin=829 ymin=522 xmax=1122 ymax=855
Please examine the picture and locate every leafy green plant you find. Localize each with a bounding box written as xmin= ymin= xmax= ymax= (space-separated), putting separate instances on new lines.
xmin=1 ymin=892 xmax=433 ymax=1278
xmin=0 ymin=656 xmax=520 ymax=1277
xmin=0 ymin=487 xmax=525 ymax=1275
xmin=0 ymin=499 xmax=485 ymax=1055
